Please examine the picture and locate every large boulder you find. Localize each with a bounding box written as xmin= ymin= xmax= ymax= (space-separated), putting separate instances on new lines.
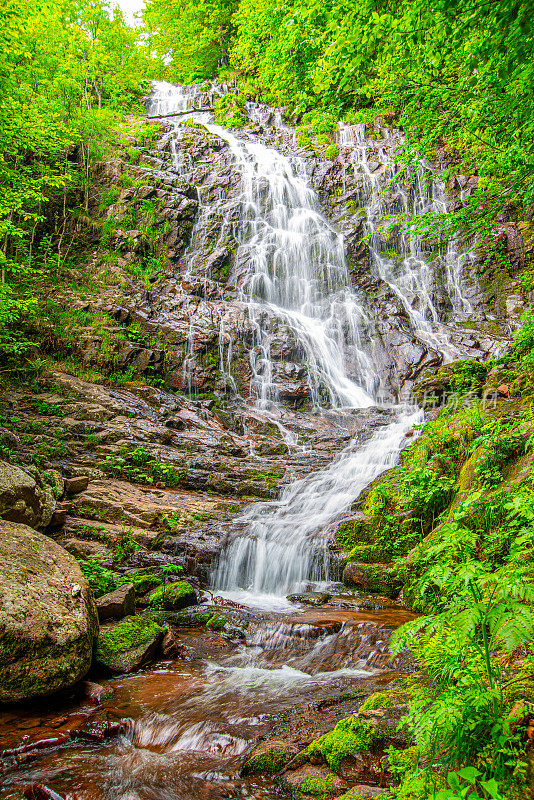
xmin=0 ymin=460 xmax=55 ymax=529
xmin=0 ymin=521 xmax=98 ymax=703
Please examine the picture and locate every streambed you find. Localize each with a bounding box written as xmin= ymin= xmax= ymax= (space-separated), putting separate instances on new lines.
xmin=0 ymin=600 xmax=416 ymax=799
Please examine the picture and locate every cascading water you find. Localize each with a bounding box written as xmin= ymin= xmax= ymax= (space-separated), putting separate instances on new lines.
xmin=338 ymin=123 xmax=474 ymax=361
xmin=145 ymin=82 xmax=481 ymax=608
xmin=212 ymin=409 xmax=420 ymax=606
xmin=204 ymin=127 xmax=377 ymax=409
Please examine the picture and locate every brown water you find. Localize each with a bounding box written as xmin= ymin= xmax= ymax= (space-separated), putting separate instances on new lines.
xmin=0 ymin=602 xmax=416 ymax=800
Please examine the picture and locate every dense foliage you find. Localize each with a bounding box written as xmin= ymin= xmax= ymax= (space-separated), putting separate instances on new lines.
xmin=0 ymin=0 xmax=150 ymax=355
xmin=143 ymin=0 xmax=534 ymax=254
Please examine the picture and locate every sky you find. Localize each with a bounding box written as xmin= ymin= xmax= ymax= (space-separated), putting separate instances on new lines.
xmin=112 ymin=0 xmax=146 ymax=25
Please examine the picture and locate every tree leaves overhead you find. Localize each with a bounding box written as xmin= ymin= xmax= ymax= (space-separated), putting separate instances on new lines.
xmin=0 ymin=0 xmax=150 ymax=353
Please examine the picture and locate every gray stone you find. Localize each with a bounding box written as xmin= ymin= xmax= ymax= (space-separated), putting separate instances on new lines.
xmin=0 ymin=520 xmax=98 ymax=703
xmin=96 ymin=583 xmax=136 ymax=621
xmin=0 ymin=460 xmax=47 ymax=528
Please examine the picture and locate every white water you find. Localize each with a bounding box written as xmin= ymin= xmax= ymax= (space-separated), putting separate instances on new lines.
xmin=206 ymin=122 xmax=377 ymax=409
xmin=212 ymin=408 xmax=420 ymax=606
xmin=147 ymin=82 xmax=475 ymax=608
xmin=338 ymin=123 xmax=473 ymax=360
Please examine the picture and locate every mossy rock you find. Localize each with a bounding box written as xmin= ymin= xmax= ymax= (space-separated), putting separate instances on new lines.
xmin=342 ymin=563 xmax=402 ymax=598
xmin=128 ymin=570 xmax=163 ymax=595
xmin=336 ymin=513 xmax=376 ymax=549
xmin=0 ymin=521 xmax=98 ymax=703
xmin=241 ymin=743 xmax=297 ymax=775
xmin=308 ymin=716 xmax=386 ymax=773
xmin=295 ymin=773 xmax=339 ymax=797
xmin=95 ymin=613 xmax=164 ymax=673
xmin=148 ymin=580 xmax=197 ymax=610
xmin=503 ymin=672 xmax=534 ymax=708
xmin=348 ymin=543 xmax=393 ymax=564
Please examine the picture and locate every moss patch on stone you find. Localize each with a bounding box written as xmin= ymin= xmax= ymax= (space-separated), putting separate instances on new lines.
xmin=96 ymin=613 xmax=164 ymax=662
xmin=335 ymin=514 xmax=375 ymax=549
xmin=343 ymin=562 xmax=402 ymax=598
xmin=149 ymin=580 xmax=197 ymax=610
xmin=296 ymin=774 xmax=338 ymax=797
xmin=129 ymin=571 xmax=163 ymax=595
xmin=308 ymin=716 xmax=384 ymax=773
xmin=241 ymin=747 xmax=294 ymax=775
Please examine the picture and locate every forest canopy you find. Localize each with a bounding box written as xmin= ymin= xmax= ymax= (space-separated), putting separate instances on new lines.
xmin=1 ymin=0 xmax=534 ymax=358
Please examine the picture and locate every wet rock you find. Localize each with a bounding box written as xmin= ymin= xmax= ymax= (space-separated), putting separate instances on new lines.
xmin=94 ymin=613 xmax=165 ymax=674
xmin=0 ymin=520 xmax=98 ymax=703
xmin=96 ymin=583 xmax=136 ymax=621
xmin=287 ymin=592 xmax=332 ymax=606
xmin=338 ymin=751 xmax=387 ymax=785
xmin=64 ymin=476 xmax=90 ymax=495
xmin=160 ymin=628 xmax=180 ymax=657
xmin=80 ymin=680 xmax=114 ymax=704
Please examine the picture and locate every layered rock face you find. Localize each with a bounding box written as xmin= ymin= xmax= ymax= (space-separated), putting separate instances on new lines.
xmin=0 ymin=521 xmax=98 ymax=703
xmin=73 ymin=102 xmax=518 ymax=407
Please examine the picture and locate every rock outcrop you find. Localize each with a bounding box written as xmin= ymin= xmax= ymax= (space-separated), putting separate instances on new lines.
xmin=0 ymin=460 xmax=55 ymax=529
xmin=0 ymin=520 xmax=98 ymax=703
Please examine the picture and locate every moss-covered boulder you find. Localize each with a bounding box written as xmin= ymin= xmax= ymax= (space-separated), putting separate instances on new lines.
xmin=148 ymin=580 xmax=197 ymax=610
xmin=335 ymin=513 xmax=376 ymax=550
xmin=95 ymin=613 xmax=165 ymax=673
xmin=0 ymin=520 xmax=98 ymax=703
xmin=342 ymin=563 xmax=402 ymax=598
xmin=241 ymin=740 xmax=299 ymax=775
xmin=308 ymin=716 xmax=386 ymax=774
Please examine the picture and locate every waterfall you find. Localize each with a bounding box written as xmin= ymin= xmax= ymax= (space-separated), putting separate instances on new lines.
xmin=338 ymin=123 xmax=473 ymax=361
xmin=203 ymin=123 xmax=377 ymax=409
xmin=147 ymin=82 xmax=476 ymax=606
xmin=212 ymin=409 xmax=420 ymax=607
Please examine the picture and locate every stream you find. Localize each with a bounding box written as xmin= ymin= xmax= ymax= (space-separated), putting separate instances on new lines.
xmin=0 ymin=82 xmax=476 ymax=799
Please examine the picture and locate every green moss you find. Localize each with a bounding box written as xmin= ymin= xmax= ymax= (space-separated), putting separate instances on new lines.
xmin=308 ymin=716 xmax=384 ymax=773
xmin=296 ymin=774 xmax=338 ymax=798
xmin=336 ymin=515 xmax=375 ymax=549
xmin=349 ymin=542 xmax=392 ymax=563
xmin=359 ymin=691 xmax=394 ymax=712
xmin=96 ymin=614 xmax=164 ymax=662
xmin=244 ymin=467 xmax=284 ymax=485
xmin=502 ymin=672 xmax=534 ymax=708
xmin=241 ymin=747 xmax=294 ymax=775
xmin=206 ymin=613 xmax=226 ymax=630
xmin=343 ymin=562 xmax=402 ymax=597
xmin=149 ymin=580 xmax=197 ymax=610
xmin=129 ymin=571 xmax=163 ymax=595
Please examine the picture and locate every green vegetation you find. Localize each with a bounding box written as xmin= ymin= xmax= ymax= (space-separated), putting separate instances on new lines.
xmin=96 ymin=613 xmax=164 ymax=661
xmin=308 ymin=716 xmax=384 ymax=772
xmin=142 ymin=0 xmax=534 ymax=256
xmin=333 ymin=314 xmax=534 ymax=798
xmin=0 ymin=0 xmax=151 ymax=359
xmin=241 ymin=747 xmax=294 ymax=775
xmin=100 ymin=446 xmax=185 ymax=487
